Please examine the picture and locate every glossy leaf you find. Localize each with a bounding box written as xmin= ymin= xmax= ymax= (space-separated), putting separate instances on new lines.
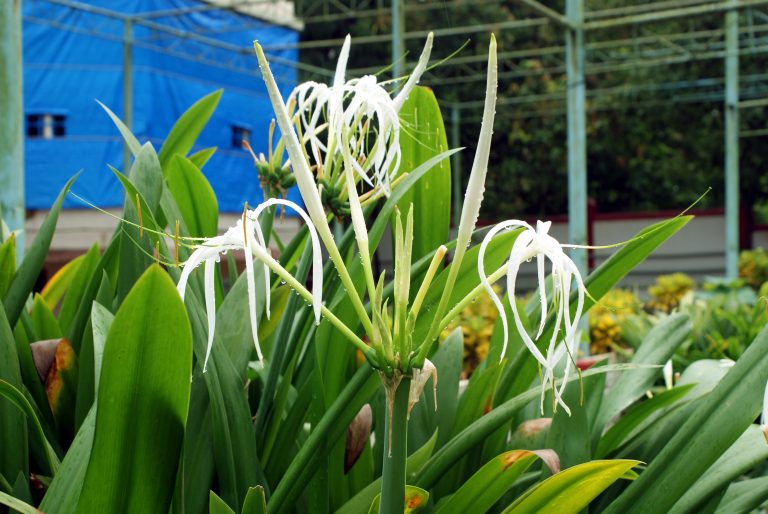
xmin=0 ymin=299 xmax=27 ymax=482
xmin=159 ymin=89 xmax=223 ymax=170
xmin=368 ymin=485 xmax=429 ymax=514
xmin=165 ymin=155 xmax=219 ymax=238
xmin=97 ymin=99 xmax=141 ymax=157
xmin=75 ymin=265 xmax=192 ymax=513
xmin=713 ymin=476 xmax=768 ymax=514
xmin=434 ymin=450 xmax=557 ymax=514
xmin=0 ymin=235 xmax=16 ymax=298
xmin=502 ymin=460 xmax=639 ymax=514
xmin=396 ymin=86 xmax=451 ymax=261
xmin=604 ymin=324 xmax=768 ymax=514
xmin=57 ymin=244 xmax=100 ymax=335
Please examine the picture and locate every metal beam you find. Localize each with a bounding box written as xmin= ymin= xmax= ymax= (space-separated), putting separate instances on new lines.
xmin=0 ymin=0 xmax=25 ymax=254
xmin=585 ymin=0 xmax=768 ymax=30
xmin=725 ymin=0 xmax=740 ymax=278
xmin=513 ymin=0 xmax=574 ymax=28
xmin=566 ymin=0 xmax=588 ymax=276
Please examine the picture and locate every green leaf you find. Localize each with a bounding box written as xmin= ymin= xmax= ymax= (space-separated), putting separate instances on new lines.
xmin=97 ymin=99 xmax=141 ymax=157
xmin=0 ymin=298 xmax=27 ymax=482
xmin=159 ymin=90 xmax=223 ymax=170
xmin=189 ymin=147 xmax=217 ymax=169
xmin=368 ymin=485 xmax=429 ymax=514
xmin=603 ymin=324 xmax=768 ymax=514
xmin=414 ymin=364 xmax=644 ymax=490
xmin=668 ymin=424 xmax=768 ymax=514
xmin=75 ymin=265 xmax=193 ymax=513
xmin=165 ymin=155 xmax=219 ymax=238
xmin=596 ymin=384 xmax=695 ymax=458
xmin=242 ymin=486 xmax=268 ymax=514
xmin=0 ymin=234 xmax=16 ymax=298
xmin=0 ymin=490 xmax=39 ymax=514
xmin=713 ymin=476 xmax=768 ymax=514
xmin=29 ymin=293 xmax=63 ymax=339
xmin=40 ymin=254 xmax=85 ymax=312
xmin=502 ymin=460 xmax=639 ymax=514
xmin=0 ymin=379 xmax=60 ymax=475
xmin=57 ymin=244 xmax=101 ymax=335
xmin=596 ymin=313 xmax=691 ymax=430
xmin=396 ymin=87 xmax=451 ymax=261
xmin=4 ymin=175 xmax=77 ymax=327
xmin=209 ymin=491 xmax=237 ymax=514
xmin=434 ymin=450 xmax=554 ymax=514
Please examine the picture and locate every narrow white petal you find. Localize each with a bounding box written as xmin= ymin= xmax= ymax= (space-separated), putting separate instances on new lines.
xmin=243 ymin=224 xmax=263 ymax=361
xmin=535 ymin=253 xmax=548 ymax=339
xmin=761 ymin=380 xmax=768 ymax=428
xmin=334 ymin=35 xmax=351 ymax=89
xmin=663 ymin=360 xmax=674 ymax=390
xmin=202 ymin=258 xmax=217 ymax=373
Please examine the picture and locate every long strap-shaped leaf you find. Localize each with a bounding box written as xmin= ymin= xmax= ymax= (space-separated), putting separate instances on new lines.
xmin=603 ymin=324 xmax=768 ymax=514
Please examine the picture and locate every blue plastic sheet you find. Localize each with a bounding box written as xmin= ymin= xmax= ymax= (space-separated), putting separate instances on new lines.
xmin=23 ymin=0 xmax=300 ymax=212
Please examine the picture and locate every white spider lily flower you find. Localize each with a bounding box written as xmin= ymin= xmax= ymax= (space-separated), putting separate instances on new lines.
xmin=177 ymin=199 xmax=323 ymax=372
xmin=286 ymin=33 xmax=433 ymax=196
xmin=478 ymin=219 xmax=585 ymax=414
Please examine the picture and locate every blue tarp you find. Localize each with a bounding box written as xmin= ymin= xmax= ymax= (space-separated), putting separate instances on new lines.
xmin=23 ymin=0 xmax=300 ymax=212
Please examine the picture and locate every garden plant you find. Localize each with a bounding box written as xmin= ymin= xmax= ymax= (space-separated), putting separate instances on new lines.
xmin=0 ymin=33 xmax=767 ymax=514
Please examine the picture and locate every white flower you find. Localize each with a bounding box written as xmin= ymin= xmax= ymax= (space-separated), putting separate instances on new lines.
xmin=478 ymin=220 xmax=585 ymax=414
xmin=663 ymin=359 xmax=674 ymax=390
xmin=287 ymin=33 xmax=433 ymax=196
xmin=177 ymin=199 xmax=322 ymax=372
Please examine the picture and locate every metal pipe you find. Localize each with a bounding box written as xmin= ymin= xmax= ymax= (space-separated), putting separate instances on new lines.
xmin=123 ymin=17 xmax=133 ymax=172
xmin=450 ymin=105 xmax=462 ymax=231
xmin=585 ymin=0 xmax=768 ymax=30
xmin=0 ymin=0 xmax=25 ymax=255
xmin=513 ymin=0 xmax=575 ymax=28
xmin=566 ymin=0 xmax=588 ymax=277
xmin=391 ymin=0 xmax=404 ymax=85
xmin=724 ymin=0 xmax=740 ymax=278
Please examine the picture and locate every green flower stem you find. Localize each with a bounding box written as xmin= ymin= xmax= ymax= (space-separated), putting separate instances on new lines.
xmin=438 ymin=262 xmax=510 ymax=330
xmin=380 ymin=376 xmax=411 ymax=514
xmin=254 ymin=243 xmax=373 ymax=359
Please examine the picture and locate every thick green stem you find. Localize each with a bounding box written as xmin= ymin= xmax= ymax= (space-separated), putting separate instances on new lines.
xmin=380 ymin=376 xmax=411 ymax=514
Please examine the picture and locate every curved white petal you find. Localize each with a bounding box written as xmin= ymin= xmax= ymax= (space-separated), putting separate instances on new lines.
xmin=393 ymin=32 xmax=434 ymax=112
xmin=202 ymin=257 xmax=217 ymax=372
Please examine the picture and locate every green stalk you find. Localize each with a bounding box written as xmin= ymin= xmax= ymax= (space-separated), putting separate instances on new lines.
xmin=379 ymin=376 xmax=411 ymax=514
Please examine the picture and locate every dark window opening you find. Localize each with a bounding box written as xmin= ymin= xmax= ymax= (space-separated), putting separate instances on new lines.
xmin=232 ymin=125 xmax=251 ymax=148
xmin=26 ymin=113 xmax=66 ymax=139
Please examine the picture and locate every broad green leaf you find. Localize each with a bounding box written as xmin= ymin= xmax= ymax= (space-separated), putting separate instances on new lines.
xmin=603 ymin=324 xmax=768 ymax=514
xmin=434 ymin=450 xmax=555 ymax=514
xmin=396 ymin=87 xmax=451 ymax=261
xmin=0 ymin=298 xmax=27 ymax=482
xmin=75 ymin=265 xmax=192 ymax=513
xmin=368 ymin=485 xmax=429 ymax=514
xmin=209 ymin=491 xmax=237 ymax=514
xmin=414 ymin=364 xmax=645 ymax=490
xmin=4 ymin=175 xmax=77 ymax=327
xmin=57 ymin=244 xmax=100 ymax=334
xmin=242 ymin=486 xmax=268 ymax=514
xmin=596 ymin=313 xmax=690 ymax=430
xmin=503 ymin=460 xmax=639 ymax=514
xmin=159 ymin=90 xmax=223 ymax=170
xmin=713 ymin=476 xmax=768 ymax=514
xmin=42 ymin=253 xmax=85 ymax=311
xmin=668 ymin=424 xmax=768 ymax=514
xmin=97 ymin=99 xmax=141 ymax=156
xmin=189 ymin=147 xmax=217 ymax=169
xmin=0 ymin=379 xmax=60 ymax=475
xmin=596 ymin=384 xmax=695 ymax=458
xmin=29 ymin=293 xmax=63 ymax=339
xmin=166 ymin=155 xmax=219 ymax=238
xmin=0 ymin=234 xmax=16 ymax=298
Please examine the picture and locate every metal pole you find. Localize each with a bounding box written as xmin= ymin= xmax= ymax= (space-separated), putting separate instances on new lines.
xmin=391 ymin=0 xmax=404 ymax=84
xmin=123 ymin=17 xmax=133 ymax=172
xmin=0 ymin=0 xmax=25 ymax=255
xmin=450 ymin=104 xmax=462 ymax=231
xmin=566 ymin=0 xmax=587 ymax=275
xmin=725 ymin=1 xmax=740 ymax=278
